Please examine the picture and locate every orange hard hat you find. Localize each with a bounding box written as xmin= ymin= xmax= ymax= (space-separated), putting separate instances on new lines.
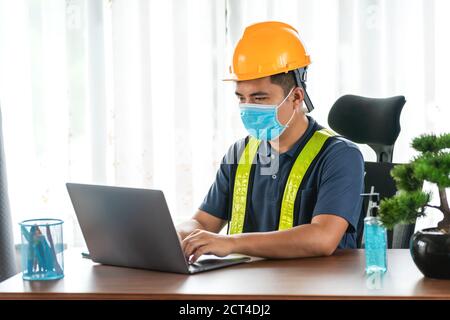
xmin=225 ymin=21 xmax=311 ymax=81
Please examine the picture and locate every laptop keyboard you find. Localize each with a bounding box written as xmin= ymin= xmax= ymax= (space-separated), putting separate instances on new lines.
xmin=193 ymin=259 xmax=225 ymax=266
xmin=188 ymin=256 xmax=251 ymax=273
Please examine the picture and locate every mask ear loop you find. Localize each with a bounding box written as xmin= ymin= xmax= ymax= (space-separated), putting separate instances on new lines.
xmin=275 ymin=87 xmax=296 ymax=128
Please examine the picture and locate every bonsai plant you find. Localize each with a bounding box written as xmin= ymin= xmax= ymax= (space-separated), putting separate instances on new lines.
xmin=378 ymin=132 xmax=450 ymax=279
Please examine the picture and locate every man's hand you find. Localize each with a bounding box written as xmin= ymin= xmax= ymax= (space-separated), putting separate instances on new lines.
xmin=176 ymin=210 xmax=227 ymax=241
xmin=181 ymin=229 xmax=236 ymax=263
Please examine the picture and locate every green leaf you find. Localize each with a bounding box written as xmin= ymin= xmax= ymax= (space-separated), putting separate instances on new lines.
xmin=378 ymin=191 xmax=430 ymax=230
xmin=391 ymin=163 xmax=423 ymax=192
xmin=414 ymin=152 xmax=450 ymax=188
xmin=412 ymin=133 xmax=450 ymax=153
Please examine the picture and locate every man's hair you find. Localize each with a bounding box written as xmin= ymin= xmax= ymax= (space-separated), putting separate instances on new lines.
xmin=270 ymin=70 xmax=297 ymax=96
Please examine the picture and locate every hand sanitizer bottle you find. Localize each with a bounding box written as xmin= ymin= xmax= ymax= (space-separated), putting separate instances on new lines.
xmin=364 ymin=202 xmax=387 ymax=274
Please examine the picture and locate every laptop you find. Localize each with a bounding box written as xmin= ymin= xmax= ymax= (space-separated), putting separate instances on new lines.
xmin=66 ymin=183 xmax=251 ymax=274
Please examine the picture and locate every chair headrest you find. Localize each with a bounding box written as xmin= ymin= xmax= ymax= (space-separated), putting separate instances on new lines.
xmin=328 ymin=95 xmax=405 ymax=145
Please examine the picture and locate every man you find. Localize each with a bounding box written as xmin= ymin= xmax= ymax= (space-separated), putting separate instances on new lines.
xmin=177 ymin=21 xmax=364 ymax=263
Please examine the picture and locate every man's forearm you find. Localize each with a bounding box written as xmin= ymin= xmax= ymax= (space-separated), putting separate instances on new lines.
xmin=176 ymin=219 xmax=205 ymax=240
xmin=231 ymin=223 xmax=336 ymax=258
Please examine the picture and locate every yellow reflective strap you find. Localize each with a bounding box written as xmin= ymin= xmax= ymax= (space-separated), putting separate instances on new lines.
xmin=230 ymin=137 xmax=261 ymax=234
xmin=319 ymin=128 xmax=337 ymax=137
xmin=278 ymin=129 xmax=336 ymax=230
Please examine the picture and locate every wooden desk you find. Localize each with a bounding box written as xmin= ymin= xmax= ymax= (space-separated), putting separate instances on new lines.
xmin=0 ymin=249 xmax=449 ymax=300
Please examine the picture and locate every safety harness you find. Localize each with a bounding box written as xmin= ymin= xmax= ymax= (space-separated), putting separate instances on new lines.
xmin=229 ymin=128 xmax=337 ymax=234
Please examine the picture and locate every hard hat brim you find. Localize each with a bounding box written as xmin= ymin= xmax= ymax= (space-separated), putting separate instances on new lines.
xmin=222 ymin=60 xmax=311 ymax=82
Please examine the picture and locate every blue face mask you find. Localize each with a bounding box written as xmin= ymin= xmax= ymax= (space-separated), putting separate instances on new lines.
xmin=239 ymin=88 xmax=295 ymax=141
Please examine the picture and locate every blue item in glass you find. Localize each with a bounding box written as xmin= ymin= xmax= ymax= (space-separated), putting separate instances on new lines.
xmin=364 ymin=216 xmax=387 ymax=274
xmin=20 ymin=219 xmax=64 ymax=280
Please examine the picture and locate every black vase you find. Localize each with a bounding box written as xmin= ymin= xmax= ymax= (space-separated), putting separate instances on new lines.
xmin=410 ymin=228 xmax=450 ymax=279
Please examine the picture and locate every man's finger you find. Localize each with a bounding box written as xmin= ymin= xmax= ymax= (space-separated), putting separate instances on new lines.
xmin=182 ymin=231 xmax=200 ymax=251
xmin=190 ymin=229 xmax=203 ymax=236
xmin=184 ymin=238 xmax=209 ymax=258
xmin=183 ymin=229 xmax=203 ymax=242
xmin=191 ymin=245 xmax=212 ymax=263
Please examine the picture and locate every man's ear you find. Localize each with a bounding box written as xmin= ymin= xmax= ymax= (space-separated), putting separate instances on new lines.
xmin=292 ymin=86 xmax=305 ymax=110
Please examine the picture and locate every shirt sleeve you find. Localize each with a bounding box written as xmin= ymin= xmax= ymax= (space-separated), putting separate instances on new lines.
xmin=312 ymin=142 xmax=365 ymax=233
xmin=199 ymin=141 xmax=243 ymax=221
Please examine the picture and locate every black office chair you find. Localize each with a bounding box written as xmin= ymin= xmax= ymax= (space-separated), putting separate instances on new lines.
xmin=328 ymin=94 xmax=414 ymax=249
xmin=0 ymin=103 xmax=17 ymax=281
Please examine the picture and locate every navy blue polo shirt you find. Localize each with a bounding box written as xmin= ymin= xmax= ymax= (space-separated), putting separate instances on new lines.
xmin=199 ymin=116 xmax=364 ymax=249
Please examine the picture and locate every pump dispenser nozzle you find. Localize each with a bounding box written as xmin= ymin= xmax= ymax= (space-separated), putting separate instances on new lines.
xmin=361 ymin=186 xmax=380 ymax=217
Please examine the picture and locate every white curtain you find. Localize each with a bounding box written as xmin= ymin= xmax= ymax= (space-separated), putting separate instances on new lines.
xmin=0 ymin=0 xmax=448 ymax=246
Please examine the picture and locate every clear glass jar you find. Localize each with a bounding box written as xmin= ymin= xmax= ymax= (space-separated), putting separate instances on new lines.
xmin=19 ymin=218 xmax=64 ymax=280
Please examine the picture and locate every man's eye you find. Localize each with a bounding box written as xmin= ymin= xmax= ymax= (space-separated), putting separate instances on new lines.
xmin=254 ymin=97 xmax=267 ymax=101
